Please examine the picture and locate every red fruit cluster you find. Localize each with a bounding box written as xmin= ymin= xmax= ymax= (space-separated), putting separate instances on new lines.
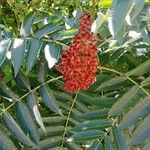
xmin=58 ymin=13 xmax=99 ymax=93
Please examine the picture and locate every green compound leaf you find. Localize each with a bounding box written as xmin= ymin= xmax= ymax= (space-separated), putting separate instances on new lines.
xmin=2 ymin=111 xmax=36 ymax=147
xmin=26 ymin=39 xmax=43 ymax=73
xmin=105 ymin=136 xmax=114 ymax=150
xmin=119 ymin=96 xmax=150 ymax=128
xmin=0 ymin=39 xmax=11 ymax=67
xmin=113 ymin=127 xmax=128 ymax=150
xmin=69 ymin=130 xmax=105 ymax=142
xmin=20 ymin=12 xmax=34 ymax=36
xmin=44 ymin=43 xmax=60 ymax=69
xmin=129 ymin=115 xmax=150 ymax=145
xmin=27 ymin=92 xmax=46 ymax=133
xmin=40 ymin=85 xmax=61 ymax=115
xmin=16 ymin=101 xmax=40 ymax=145
xmin=0 ymin=128 xmax=17 ymax=150
xmin=111 ymin=0 xmax=130 ymax=35
xmin=11 ymin=38 xmax=26 ymax=76
xmin=72 ymin=119 xmax=112 ymax=132
xmin=109 ymin=85 xmax=143 ymax=116
xmin=127 ymin=59 xmax=150 ymax=76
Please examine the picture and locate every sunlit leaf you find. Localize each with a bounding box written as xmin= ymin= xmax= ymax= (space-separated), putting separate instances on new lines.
xmin=111 ymin=0 xmax=130 ymax=35
xmin=44 ymin=43 xmax=60 ymax=69
xmin=11 ymin=38 xmax=26 ymax=76
xmin=27 ymin=92 xmax=46 ymax=133
xmin=20 ymin=12 xmax=34 ymax=36
xmin=91 ymin=12 xmax=105 ymax=34
xmin=0 ymin=39 xmax=11 ymax=66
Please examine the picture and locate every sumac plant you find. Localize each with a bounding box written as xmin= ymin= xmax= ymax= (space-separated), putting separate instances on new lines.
xmin=0 ymin=0 xmax=150 ymax=150
xmin=58 ymin=13 xmax=99 ymax=93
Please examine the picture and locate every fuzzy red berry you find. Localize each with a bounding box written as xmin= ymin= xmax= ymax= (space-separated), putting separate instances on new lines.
xmin=58 ymin=12 xmax=99 ymax=93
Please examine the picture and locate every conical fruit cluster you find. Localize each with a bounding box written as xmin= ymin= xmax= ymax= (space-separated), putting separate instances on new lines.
xmin=58 ymin=13 xmax=99 ymax=93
